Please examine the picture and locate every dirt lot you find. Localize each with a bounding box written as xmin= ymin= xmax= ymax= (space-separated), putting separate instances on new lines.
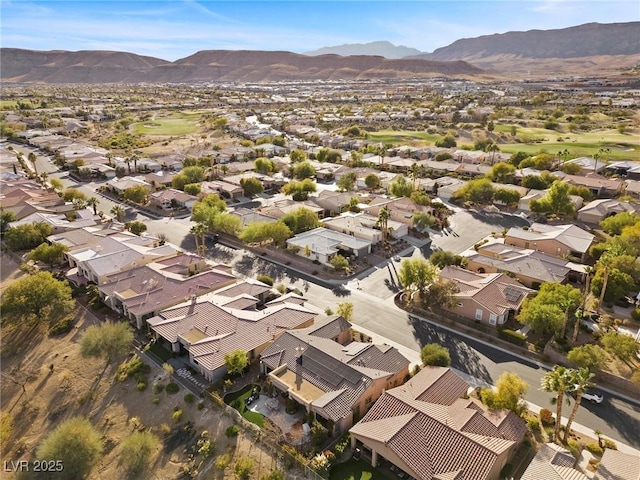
xmin=0 ymin=256 xmax=280 ymax=480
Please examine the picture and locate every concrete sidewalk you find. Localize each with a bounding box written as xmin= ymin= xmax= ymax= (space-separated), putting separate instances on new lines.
xmin=351 ymin=323 xmax=640 ymax=456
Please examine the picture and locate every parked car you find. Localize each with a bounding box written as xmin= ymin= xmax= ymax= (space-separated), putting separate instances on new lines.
xmin=581 ymin=391 xmax=604 ymax=404
xmin=571 ymin=387 xmax=603 ymax=404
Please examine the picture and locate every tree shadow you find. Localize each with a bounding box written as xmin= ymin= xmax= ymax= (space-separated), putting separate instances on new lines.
xmin=332 ymin=286 xmax=352 ymax=298
xmin=408 ymin=316 xmax=493 ymax=384
xmin=577 ymin=397 xmax=640 ymax=449
xmin=468 ymin=210 xmax=530 ymax=228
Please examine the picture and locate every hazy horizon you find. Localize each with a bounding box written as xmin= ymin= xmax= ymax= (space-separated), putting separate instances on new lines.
xmin=1 ymin=1 xmax=638 ymax=61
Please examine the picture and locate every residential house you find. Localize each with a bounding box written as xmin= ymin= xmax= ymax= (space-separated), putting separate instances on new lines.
xmin=286 ymin=227 xmax=372 ymax=266
xmin=148 ymin=293 xmax=316 ymax=382
xmin=105 ymin=176 xmax=152 ymax=196
xmin=440 ymin=265 xmax=534 ymax=326
xmin=435 ymin=177 xmax=467 ymax=201
xmin=149 ymin=189 xmax=199 ymax=212
xmin=365 ymin=197 xmax=433 ymax=227
xmin=520 ymin=443 xmax=588 ymax=480
xmin=564 ymin=156 xmax=607 ymax=174
xmin=231 ymin=207 xmax=278 ymax=227
xmin=261 ymin=316 xmax=410 ymax=435
xmin=463 ymin=240 xmax=585 ymax=288
xmin=322 ymin=212 xmax=408 ymax=243
xmin=349 ymin=366 xmax=527 ymax=480
xmin=504 ymin=223 xmax=595 ymax=262
xmin=312 ymin=191 xmax=357 ymax=216
xmin=0 ymin=177 xmax=72 ymax=219
xmin=522 ymin=444 xmax=640 ymax=480
xmin=200 ymin=180 xmax=243 ymax=200
xmin=99 ymin=254 xmax=237 ymax=329
xmin=57 ymin=232 xmax=178 ymax=284
xmin=577 ymin=199 xmax=638 ymax=225
xmin=593 ymin=449 xmax=640 ymax=480
xmin=556 ymin=173 xmax=624 ymax=198
xmin=259 ymin=198 xmax=325 ymax=220
xmin=517 ymin=188 xmax=584 ymax=213
xmin=10 ymin=208 xmax=102 ymax=234
xmin=458 ymin=163 xmax=493 ymax=178
xmin=625 ymin=180 xmax=640 ymax=199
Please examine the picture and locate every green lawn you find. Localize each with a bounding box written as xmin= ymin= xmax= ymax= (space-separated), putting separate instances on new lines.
xmin=330 ymin=458 xmax=394 ymax=480
xmin=366 ymin=130 xmax=441 ymax=145
xmin=131 ymin=117 xmax=199 ymax=136
xmin=224 ymin=384 xmax=265 ymax=428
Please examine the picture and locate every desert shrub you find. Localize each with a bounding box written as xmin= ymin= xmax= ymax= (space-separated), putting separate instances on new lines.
xmin=256 ymin=275 xmax=274 ymax=286
xmin=235 ymin=457 xmax=254 ymax=479
xmin=197 ymin=401 xmax=205 ymax=411
xmin=215 ymin=453 xmax=231 ymax=470
xmin=602 ymin=439 xmax=617 ymax=450
xmin=152 ymin=397 xmax=160 ymax=405
xmin=48 ymin=316 xmax=76 ymax=336
xmin=631 ymin=370 xmax=640 ymax=387
xmin=540 ymin=408 xmax=554 ymax=426
xmin=159 ymin=423 xmax=171 ymax=436
xmin=153 ymin=383 xmax=165 ymax=393
xmin=197 ymin=431 xmax=215 ymax=458
xmin=632 ymin=308 xmax=640 ymax=321
xmin=137 ymin=381 xmax=147 ymax=391
xmin=585 ymin=442 xmax=604 ymax=456
xmin=526 ymin=416 xmax=540 ymax=431
xmin=172 ymin=410 xmax=183 ymax=422
xmin=116 ymin=357 xmax=150 ymax=382
xmin=184 ymin=393 xmax=195 ymax=404
xmin=567 ymin=439 xmax=581 ymax=458
xmin=166 ymin=382 xmax=179 ymax=394
xmin=225 ymin=425 xmax=239 ymax=437
xmin=120 ymin=431 xmax=160 ymax=475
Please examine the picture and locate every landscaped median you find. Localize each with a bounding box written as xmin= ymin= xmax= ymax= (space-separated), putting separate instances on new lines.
xmin=224 ymin=384 xmax=264 ymax=427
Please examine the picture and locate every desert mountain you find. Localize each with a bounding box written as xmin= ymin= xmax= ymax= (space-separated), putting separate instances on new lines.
xmin=408 ymin=22 xmax=640 ymax=75
xmin=304 ymin=41 xmax=421 ymax=59
xmin=1 ymin=49 xmax=170 ymax=83
xmin=1 ymin=48 xmax=485 ymax=84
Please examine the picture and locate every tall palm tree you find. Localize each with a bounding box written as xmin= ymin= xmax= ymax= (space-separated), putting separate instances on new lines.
xmin=540 ymin=365 xmax=573 ymax=443
xmin=376 ymin=206 xmax=391 ymax=246
xmin=190 ymin=223 xmax=207 ymax=255
xmin=28 ymin=152 xmax=38 ymax=175
xmin=485 ymin=143 xmax=500 ymax=166
xmin=87 ymin=197 xmax=99 ymax=216
xmin=573 ymin=266 xmax=593 ymax=344
xmin=563 ymin=368 xmax=595 ymax=442
xmin=110 ymin=205 xmax=125 ymax=222
xmin=407 ymin=163 xmax=420 ymax=191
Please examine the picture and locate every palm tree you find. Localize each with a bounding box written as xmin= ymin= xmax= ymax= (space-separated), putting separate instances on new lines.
xmin=563 ymin=368 xmax=595 ymax=442
xmin=573 ymin=266 xmax=593 ymax=344
xmin=87 ymin=197 xmax=99 ymax=216
xmin=540 ymin=365 xmax=573 ymax=443
xmin=110 ymin=205 xmax=125 ymax=222
xmin=190 ymin=223 xmax=207 ymax=256
xmin=376 ymin=206 xmax=391 ymax=246
xmin=28 ymin=152 xmax=38 ymax=176
xmin=485 ymin=143 xmax=500 ymax=166
xmin=40 ymin=171 xmax=48 ymax=186
xmin=407 ymin=163 xmax=420 ymax=191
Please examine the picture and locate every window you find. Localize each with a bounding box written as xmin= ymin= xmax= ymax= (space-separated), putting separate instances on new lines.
xmin=475 ymin=309 xmax=483 ymax=321
xmin=489 ymin=314 xmax=497 ymax=325
xmin=498 ymin=315 xmax=506 ymax=324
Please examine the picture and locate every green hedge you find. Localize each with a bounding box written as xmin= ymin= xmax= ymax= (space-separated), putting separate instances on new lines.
xmin=498 ymin=329 xmax=527 ymax=346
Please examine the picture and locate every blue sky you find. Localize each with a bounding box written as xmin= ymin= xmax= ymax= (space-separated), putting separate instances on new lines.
xmin=1 ymin=1 xmax=638 ymax=61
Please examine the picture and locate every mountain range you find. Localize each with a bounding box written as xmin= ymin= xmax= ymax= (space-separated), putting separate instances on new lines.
xmin=0 ymin=49 xmax=484 ymax=84
xmin=304 ymin=41 xmax=421 ymax=59
xmin=2 ymin=22 xmax=638 ymax=84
